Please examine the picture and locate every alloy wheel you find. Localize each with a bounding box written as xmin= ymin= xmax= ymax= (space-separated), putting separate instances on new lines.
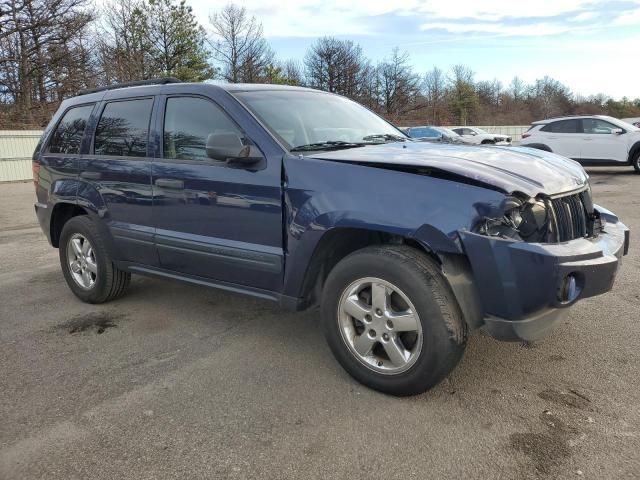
xmin=337 ymin=277 xmax=423 ymax=375
xmin=66 ymin=233 xmax=98 ymax=289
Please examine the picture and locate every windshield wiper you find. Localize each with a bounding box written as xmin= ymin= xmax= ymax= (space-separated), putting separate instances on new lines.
xmin=361 ymin=133 xmax=407 ymax=143
xmin=291 ymin=135 xmax=407 ymax=152
xmin=290 ymin=141 xmax=366 ymax=152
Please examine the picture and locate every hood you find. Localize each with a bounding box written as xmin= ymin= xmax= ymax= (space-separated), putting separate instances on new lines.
xmin=307 ymin=142 xmax=588 ymax=198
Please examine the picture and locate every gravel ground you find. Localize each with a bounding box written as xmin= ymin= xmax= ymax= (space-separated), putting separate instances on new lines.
xmin=1 ymin=169 xmax=639 ymax=479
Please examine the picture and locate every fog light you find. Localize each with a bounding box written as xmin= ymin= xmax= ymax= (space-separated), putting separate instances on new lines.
xmin=558 ymin=274 xmax=580 ymax=303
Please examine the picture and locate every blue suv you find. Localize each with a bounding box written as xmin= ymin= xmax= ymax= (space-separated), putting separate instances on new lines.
xmin=33 ymin=79 xmax=629 ymax=395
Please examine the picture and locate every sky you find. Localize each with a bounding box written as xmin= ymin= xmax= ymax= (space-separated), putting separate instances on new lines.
xmin=190 ymin=0 xmax=640 ymax=99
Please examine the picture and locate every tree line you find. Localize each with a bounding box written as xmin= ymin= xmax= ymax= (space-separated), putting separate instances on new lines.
xmin=1 ymin=0 xmax=639 ymax=128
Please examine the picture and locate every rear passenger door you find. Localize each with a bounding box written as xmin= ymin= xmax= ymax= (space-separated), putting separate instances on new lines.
xmin=151 ymin=94 xmax=283 ymax=292
xmin=78 ymin=97 xmax=158 ymax=266
xmin=539 ymin=119 xmax=582 ymax=159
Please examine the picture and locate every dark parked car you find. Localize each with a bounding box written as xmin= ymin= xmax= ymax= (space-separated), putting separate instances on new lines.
xmin=33 ymin=79 xmax=629 ymax=396
xmin=405 ymin=125 xmax=465 ymax=144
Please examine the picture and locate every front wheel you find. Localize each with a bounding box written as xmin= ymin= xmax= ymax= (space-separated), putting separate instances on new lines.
xmin=321 ymin=245 xmax=467 ymax=396
xmin=632 ymin=151 xmax=640 ymax=173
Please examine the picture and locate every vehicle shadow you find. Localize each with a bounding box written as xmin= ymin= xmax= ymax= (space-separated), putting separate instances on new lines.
xmin=584 ymin=168 xmax=636 ymax=176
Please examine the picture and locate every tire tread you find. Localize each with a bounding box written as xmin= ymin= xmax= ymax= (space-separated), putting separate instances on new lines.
xmin=321 ymin=243 xmax=467 ymax=396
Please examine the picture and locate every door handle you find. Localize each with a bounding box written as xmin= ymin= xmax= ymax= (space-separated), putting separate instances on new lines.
xmin=583 ymin=137 xmax=593 ymax=141
xmin=155 ymin=178 xmax=184 ymax=189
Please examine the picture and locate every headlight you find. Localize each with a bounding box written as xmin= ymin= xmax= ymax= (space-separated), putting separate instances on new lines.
xmin=476 ymin=196 xmax=550 ymax=242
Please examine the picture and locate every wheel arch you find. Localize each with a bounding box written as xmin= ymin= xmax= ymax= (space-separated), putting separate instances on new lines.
xmin=288 ymin=225 xmax=457 ymax=311
xmin=50 ymin=202 xmax=89 ymax=247
xmin=628 ymin=141 xmax=640 ymax=164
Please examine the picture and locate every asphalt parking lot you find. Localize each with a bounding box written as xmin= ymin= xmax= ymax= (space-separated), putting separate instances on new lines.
xmin=1 ymin=170 xmax=639 ymax=479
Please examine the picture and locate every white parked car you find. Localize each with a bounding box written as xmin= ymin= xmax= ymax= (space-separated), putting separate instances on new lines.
xmin=521 ymin=115 xmax=640 ymax=172
xmin=452 ymin=127 xmax=512 ymax=145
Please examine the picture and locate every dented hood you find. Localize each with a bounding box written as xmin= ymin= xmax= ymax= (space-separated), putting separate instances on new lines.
xmin=307 ymin=142 xmax=588 ymax=197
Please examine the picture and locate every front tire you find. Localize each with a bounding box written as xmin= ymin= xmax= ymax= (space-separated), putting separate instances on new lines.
xmin=59 ymin=215 xmax=130 ymax=303
xmin=632 ymin=151 xmax=640 ymax=173
xmin=321 ymin=245 xmax=467 ymax=396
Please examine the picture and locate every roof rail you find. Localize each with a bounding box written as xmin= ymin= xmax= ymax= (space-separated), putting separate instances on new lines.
xmin=77 ymin=77 xmax=182 ymax=96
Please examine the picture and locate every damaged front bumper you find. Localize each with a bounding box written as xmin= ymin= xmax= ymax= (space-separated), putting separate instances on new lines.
xmin=458 ymin=205 xmax=629 ymax=341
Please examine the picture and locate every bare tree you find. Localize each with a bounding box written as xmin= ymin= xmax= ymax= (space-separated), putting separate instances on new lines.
xmin=304 ymin=36 xmax=371 ymax=98
xmin=282 ymin=59 xmax=303 ymax=85
xmin=527 ymin=76 xmax=572 ymax=118
xmin=2 ymin=1 xmax=640 ymax=129
xmin=208 ymin=4 xmax=273 ymax=83
xmin=422 ymin=66 xmax=446 ymax=124
xmin=97 ymin=0 xmax=151 ymax=83
xmin=375 ymin=48 xmax=420 ymax=119
xmin=0 ymin=0 xmax=94 ymax=125
xmin=508 ymin=76 xmax=525 ymax=102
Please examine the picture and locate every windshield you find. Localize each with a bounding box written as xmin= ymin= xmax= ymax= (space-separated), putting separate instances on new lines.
xmin=233 ymin=90 xmax=406 ymax=150
xmin=612 ymin=117 xmax=640 ymax=132
xmin=407 ymin=126 xmax=440 ymax=138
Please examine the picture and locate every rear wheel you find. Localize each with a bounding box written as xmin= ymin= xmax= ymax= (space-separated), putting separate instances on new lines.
xmin=59 ymin=215 xmax=130 ymax=303
xmin=321 ymin=245 xmax=467 ymax=396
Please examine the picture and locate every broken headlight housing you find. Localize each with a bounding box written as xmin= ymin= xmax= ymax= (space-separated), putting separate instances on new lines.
xmin=476 ymin=196 xmax=550 ymax=242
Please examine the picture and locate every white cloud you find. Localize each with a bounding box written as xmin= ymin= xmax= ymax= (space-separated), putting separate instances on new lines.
xmin=191 ymin=0 xmax=640 ymax=38
xmin=419 ymin=22 xmax=574 ymax=37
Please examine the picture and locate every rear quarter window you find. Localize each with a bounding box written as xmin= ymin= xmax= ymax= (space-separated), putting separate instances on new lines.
xmin=46 ymin=104 xmax=94 ymax=154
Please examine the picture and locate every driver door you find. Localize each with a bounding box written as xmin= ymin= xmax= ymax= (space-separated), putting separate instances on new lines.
xmin=580 ymin=118 xmax=629 ymax=163
xmin=151 ymin=94 xmax=283 ymax=291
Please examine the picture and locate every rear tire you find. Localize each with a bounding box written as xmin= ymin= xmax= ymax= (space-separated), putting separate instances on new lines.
xmin=321 ymin=245 xmax=467 ymax=396
xmin=59 ymin=215 xmax=130 ymax=303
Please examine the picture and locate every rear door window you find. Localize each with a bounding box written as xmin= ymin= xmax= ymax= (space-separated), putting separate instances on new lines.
xmin=47 ymin=104 xmax=94 ymax=154
xmin=541 ymin=119 xmax=581 ymax=133
xmin=94 ymin=99 xmax=153 ymax=157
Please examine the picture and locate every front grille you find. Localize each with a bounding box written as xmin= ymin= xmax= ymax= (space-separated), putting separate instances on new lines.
xmin=549 ymin=191 xmax=591 ymax=241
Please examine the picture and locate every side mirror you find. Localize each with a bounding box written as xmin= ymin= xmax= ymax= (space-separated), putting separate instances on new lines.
xmin=470 ymin=131 xmax=478 ymax=136
xmin=206 ymin=133 xmax=262 ymax=164
xmin=611 ymin=128 xmax=624 ymax=135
